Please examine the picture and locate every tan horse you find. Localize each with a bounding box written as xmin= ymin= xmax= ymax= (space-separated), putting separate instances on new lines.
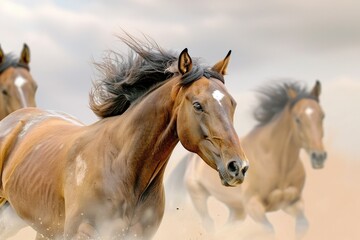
xmin=167 ymin=80 xmax=326 ymax=238
xmin=0 ymin=35 xmax=248 ymax=239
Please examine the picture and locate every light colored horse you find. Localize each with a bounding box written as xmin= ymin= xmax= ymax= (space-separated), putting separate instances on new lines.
xmin=0 ymin=44 xmax=38 ymax=238
xmin=167 ymin=80 xmax=326 ymax=238
xmin=0 ymin=34 xmax=248 ymax=239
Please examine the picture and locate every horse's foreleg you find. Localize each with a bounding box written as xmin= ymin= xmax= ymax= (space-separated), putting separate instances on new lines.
xmin=185 ymin=180 xmax=214 ymax=231
xmin=227 ymin=204 xmax=246 ymax=224
xmin=246 ymin=196 xmax=274 ymax=233
xmin=0 ymin=202 xmax=28 ymax=239
xmin=283 ymin=199 xmax=309 ymax=239
xmin=64 ymin=221 xmax=100 ymax=240
xmin=64 ymin=210 xmax=100 ymax=240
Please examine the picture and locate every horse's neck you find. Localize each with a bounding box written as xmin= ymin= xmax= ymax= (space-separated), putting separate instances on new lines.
xmin=258 ymin=109 xmax=301 ymax=170
xmin=97 ymin=78 xmax=179 ymax=196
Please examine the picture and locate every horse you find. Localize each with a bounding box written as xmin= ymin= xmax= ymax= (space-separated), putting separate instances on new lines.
xmin=0 ymin=34 xmax=249 ymax=240
xmin=0 ymin=43 xmax=37 ymax=119
xmin=167 ymin=80 xmax=326 ymax=238
xmin=0 ymin=43 xmax=38 ymax=238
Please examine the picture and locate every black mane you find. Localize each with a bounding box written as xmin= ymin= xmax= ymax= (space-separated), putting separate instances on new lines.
xmin=253 ymin=80 xmax=318 ymax=125
xmin=89 ymin=34 xmax=224 ymax=118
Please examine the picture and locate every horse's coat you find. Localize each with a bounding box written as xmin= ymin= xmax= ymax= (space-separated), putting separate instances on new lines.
xmin=0 ymin=35 xmax=248 ymax=239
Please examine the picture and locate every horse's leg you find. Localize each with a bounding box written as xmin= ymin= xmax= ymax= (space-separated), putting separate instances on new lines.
xmin=64 ymin=208 xmax=100 ymax=240
xmin=64 ymin=220 xmax=100 ymax=240
xmin=246 ymin=196 xmax=274 ymax=233
xmin=283 ymin=198 xmax=309 ymax=239
xmin=185 ymin=180 xmax=214 ymax=231
xmin=0 ymin=201 xmax=28 ymax=239
xmin=227 ymin=203 xmax=246 ymax=224
xmin=35 ymin=232 xmax=46 ymax=239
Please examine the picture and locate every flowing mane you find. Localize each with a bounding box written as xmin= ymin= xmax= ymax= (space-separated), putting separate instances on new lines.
xmin=89 ymin=34 xmax=224 ymax=118
xmin=253 ymin=80 xmax=318 ymax=125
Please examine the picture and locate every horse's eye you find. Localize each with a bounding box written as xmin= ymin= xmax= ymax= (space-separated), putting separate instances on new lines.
xmin=295 ymin=117 xmax=301 ymax=125
xmin=193 ymin=102 xmax=203 ymax=112
xmin=2 ymin=89 xmax=8 ymax=96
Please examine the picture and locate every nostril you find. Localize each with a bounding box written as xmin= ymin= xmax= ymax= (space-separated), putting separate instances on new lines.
xmin=227 ymin=160 xmax=239 ymax=176
xmin=311 ymin=152 xmax=317 ymax=160
xmin=241 ymin=165 xmax=249 ymax=176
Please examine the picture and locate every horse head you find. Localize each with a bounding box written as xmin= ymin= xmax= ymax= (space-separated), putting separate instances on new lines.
xmin=173 ymin=49 xmax=249 ymax=186
xmin=288 ymin=80 xmax=326 ymax=169
xmin=0 ymin=44 xmax=37 ymax=119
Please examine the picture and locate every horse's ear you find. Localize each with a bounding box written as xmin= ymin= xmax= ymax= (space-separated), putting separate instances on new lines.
xmin=0 ymin=45 xmax=4 ymax=64
xmin=212 ymin=50 xmax=231 ymax=75
xmin=19 ymin=43 xmax=30 ymax=65
xmin=310 ymin=80 xmax=321 ymax=100
xmin=178 ymin=48 xmax=192 ymax=75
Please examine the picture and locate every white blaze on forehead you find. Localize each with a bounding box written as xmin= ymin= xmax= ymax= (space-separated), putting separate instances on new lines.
xmin=305 ymin=107 xmax=314 ymax=117
xmin=212 ymin=90 xmax=224 ymax=105
xmin=14 ymin=76 xmax=28 ymax=107
xmin=76 ymin=155 xmax=87 ymax=186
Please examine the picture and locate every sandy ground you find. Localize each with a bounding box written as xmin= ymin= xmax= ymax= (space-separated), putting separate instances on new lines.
xmin=7 ymin=144 xmax=360 ymax=240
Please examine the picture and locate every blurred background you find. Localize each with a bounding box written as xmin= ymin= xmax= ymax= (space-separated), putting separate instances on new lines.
xmin=2 ymin=0 xmax=359 ymax=239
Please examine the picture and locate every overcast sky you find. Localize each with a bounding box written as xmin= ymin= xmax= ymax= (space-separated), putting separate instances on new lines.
xmin=1 ymin=0 xmax=359 ymax=157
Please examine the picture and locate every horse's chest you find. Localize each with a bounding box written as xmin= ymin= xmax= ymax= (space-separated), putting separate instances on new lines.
xmin=265 ymin=186 xmax=300 ymax=211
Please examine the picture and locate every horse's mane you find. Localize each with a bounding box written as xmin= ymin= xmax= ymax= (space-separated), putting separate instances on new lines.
xmin=0 ymin=54 xmax=28 ymax=74
xmin=253 ymin=80 xmax=318 ymax=125
xmin=89 ymin=34 xmax=224 ymax=118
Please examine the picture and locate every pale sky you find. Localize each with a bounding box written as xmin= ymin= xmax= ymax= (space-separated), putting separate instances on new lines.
xmin=1 ymin=0 xmax=359 ymax=157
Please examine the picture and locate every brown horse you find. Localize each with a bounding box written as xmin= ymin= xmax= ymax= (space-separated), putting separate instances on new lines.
xmin=0 ymin=43 xmax=37 ymax=119
xmin=0 ymin=35 xmax=248 ymax=239
xmin=0 ymin=44 xmax=38 ymax=238
xmin=167 ymin=80 xmax=326 ymax=238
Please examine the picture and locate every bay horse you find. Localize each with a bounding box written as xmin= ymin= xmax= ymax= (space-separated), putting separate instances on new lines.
xmin=167 ymin=80 xmax=326 ymax=238
xmin=0 ymin=43 xmax=37 ymax=238
xmin=0 ymin=35 xmax=248 ymax=239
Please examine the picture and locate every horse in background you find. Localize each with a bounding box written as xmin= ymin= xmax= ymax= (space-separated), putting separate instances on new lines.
xmin=0 ymin=44 xmax=37 ymax=119
xmin=0 ymin=44 xmax=37 ymax=238
xmin=0 ymin=34 xmax=248 ymax=239
xmin=167 ymin=80 xmax=326 ymax=238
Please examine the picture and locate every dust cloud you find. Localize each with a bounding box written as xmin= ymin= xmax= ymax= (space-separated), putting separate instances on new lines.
xmin=155 ymin=143 xmax=360 ymax=240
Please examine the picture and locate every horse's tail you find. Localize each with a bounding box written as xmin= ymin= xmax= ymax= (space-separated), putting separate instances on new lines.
xmin=165 ymin=152 xmax=192 ymax=210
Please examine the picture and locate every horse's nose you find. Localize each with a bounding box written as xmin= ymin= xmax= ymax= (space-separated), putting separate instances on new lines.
xmin=227 ymin=159 xmax=249 ymax=179
xmin=311 ymin=151 xmax=327 ymax=162
xmin=310 ymin=151 xmax=327 ymax=169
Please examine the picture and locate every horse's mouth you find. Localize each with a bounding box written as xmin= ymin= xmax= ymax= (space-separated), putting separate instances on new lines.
xmin=311 ymin=159 xmax=325 ymax=169
xmin=199 ymin=140 xmax=247 ymax=186
xmin=218 ymin=170 xmax=245 ymax=187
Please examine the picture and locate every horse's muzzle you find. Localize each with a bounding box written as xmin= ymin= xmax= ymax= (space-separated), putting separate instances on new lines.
xmin=310 ymin=151 xmax=327 ymax=169
xmin=220 ymin=159 xmax=249 ymax=186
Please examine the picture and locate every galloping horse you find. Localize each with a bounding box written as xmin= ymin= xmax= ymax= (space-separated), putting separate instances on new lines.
xmin=0 ymin=35 xmax=248 ymax=239
xmin=167 ymin=80 xmax=326 ymax=238
xmin=0 ymin=43 xmax=37 ymax=238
